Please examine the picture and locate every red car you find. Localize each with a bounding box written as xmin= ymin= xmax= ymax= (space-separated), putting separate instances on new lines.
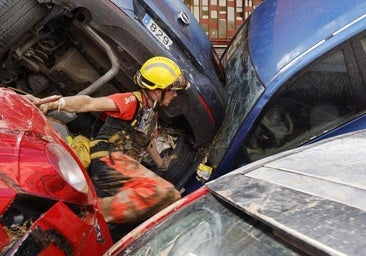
xmin=0 ymin=88 xmax=112 ymax=255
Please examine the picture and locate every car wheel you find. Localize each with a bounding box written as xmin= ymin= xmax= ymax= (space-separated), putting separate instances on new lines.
xmin=0 ymin=0 xmax=48 ymax=56
xmin=153 ymin=135 xmax=196 ymax=189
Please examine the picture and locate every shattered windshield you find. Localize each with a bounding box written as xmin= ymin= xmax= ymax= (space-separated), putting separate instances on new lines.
xmin=209 ymin=23 xmax=265 ymax=167
xmin=122 ymin=193 xmax=303 ymax=255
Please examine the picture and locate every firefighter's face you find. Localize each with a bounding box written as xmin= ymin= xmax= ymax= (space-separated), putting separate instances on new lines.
xmin=160 ymin=90 xmax=177 ymax=106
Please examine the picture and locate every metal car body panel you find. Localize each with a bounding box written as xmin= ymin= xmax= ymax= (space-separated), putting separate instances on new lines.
xmin=0 ymin=89 xmax=92 ymax=203
xmin=7 ymin=201 xmax=109 ymax=255
xmin=208 ymin=130 xmax=366 ymax=255
xmin=0 ymin=88 xmax=112 ymax=255
xmin=250 ymin=0 xmax=366 ymax=85
xmin=105 ymin=130 xmax=366 ymax=255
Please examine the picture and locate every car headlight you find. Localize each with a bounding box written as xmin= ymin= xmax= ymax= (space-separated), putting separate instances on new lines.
xmin=46 ymin=143 xmax=88 ymax=194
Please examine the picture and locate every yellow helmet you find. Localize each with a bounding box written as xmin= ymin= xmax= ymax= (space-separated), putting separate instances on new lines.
xmin=134 ymin=56 xmax=187 ymax=90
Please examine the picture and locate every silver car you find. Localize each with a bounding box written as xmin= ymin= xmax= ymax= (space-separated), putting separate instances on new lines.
xmin=107 ymin=129 xmax=366 ymax=255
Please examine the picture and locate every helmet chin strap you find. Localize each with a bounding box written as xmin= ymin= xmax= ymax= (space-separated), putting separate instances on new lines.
xmin=142 ymin=89 xmax=160 ymax=110
xmin=159 ymin=90 xmax=167 ymax=106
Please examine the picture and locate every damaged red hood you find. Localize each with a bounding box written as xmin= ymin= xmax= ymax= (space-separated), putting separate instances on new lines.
xmin=0 ymin=88 xmax=112 ymax=254
xmin=0 ymin=88 xmax=58 ymax=135
xmin=0 ymin=88 xmax=92 ymax=203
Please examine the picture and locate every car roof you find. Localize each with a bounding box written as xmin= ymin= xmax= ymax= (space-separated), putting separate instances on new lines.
xmin=249 ymin=0 xmax=366 ymax=85
xmin=207 ymin=129 xmax=366 ymax=255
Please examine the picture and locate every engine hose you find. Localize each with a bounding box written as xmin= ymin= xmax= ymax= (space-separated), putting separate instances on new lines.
xmin=75 ymin=22 xmax=120 ymax=95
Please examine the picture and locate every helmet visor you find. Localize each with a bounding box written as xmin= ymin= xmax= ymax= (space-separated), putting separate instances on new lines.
xmin=168 ymin=74 xmax=190 ymax=90
xmin=135 ymin=70 xmax=155 ymax=89
xmin=135 ymin=70 xmax=190 ymax=91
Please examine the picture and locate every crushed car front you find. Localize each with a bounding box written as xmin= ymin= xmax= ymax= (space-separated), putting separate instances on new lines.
xmin=0 ymin=88 xmax=112 ymax=255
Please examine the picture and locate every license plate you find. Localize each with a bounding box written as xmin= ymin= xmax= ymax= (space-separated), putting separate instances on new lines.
xmin=143 ymin=14 xmax=173 ymax=49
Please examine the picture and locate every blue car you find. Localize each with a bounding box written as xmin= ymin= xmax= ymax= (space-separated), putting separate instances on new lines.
xmin=187 ymin=0 xmax=366 ymax=192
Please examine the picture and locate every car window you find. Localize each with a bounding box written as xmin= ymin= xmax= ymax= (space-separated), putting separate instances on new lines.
xmin=210 ymin=23 xmax=265 ymax=167
xmin=361 ymin=37 xmax=366 ymax=52
xmin=358 ymin=36 xmax=366 ymax=82
xmin=122 ymin=193 xmax=306 ymax=255
xmin=246 ymin=43 xmax=364 ymax=162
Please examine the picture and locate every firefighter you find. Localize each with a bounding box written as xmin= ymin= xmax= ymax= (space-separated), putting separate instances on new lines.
xmin=33 ymin=56 xmax=187 ymax=228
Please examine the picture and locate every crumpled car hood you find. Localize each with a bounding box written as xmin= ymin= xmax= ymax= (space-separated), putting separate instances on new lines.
xmin=0 ymin=88 xmax=86 ymax=202
xmin=0 ymin=89 xmax=56 ymax=135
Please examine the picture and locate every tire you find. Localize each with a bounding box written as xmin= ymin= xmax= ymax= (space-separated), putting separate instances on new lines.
xmin=0 ymin=0 xmax=48 ymax=56
xmin=154 ymin=135 xmax=196 ymax=188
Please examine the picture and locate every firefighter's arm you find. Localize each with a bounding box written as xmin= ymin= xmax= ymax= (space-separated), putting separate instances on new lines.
xmin=37 ymin=95 xmax=118 ymax=113
xmin=146 ymin=139 xmax=165 ymax=169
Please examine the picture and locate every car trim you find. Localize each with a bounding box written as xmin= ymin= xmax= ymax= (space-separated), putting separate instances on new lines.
xmin=105 ymin=187 xmax=209 ymax=254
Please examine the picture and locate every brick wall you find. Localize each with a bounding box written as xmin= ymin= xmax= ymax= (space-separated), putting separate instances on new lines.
xmin=184 ymin=0 xmax=263 ymax=46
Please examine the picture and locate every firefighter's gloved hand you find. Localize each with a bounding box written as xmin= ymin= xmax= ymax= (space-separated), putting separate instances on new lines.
xmin=23 ymin=94 xmax=41 ymax=105
xmin=23 ymin=94 xmax=62 ymax=114
xmin=24 ymin=94 xmax=61 ymax=105
xmin=39 ymin=103 xmax=51 ymax=114
xmin=23 ymin=94 xmax=48 ymax=113
xmin=38 ymin=95 xmax=62 ymax=106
